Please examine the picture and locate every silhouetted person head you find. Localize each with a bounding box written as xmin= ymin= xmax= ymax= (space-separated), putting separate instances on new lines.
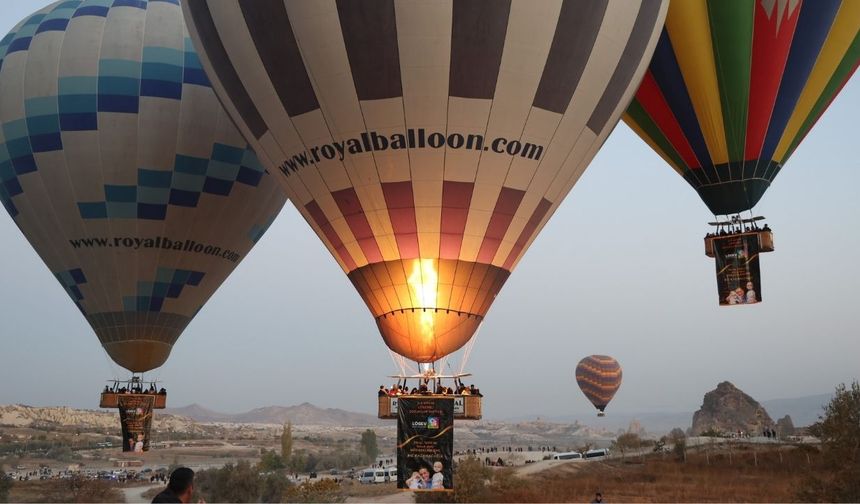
xmin=152 ymin=467 xmax=194 ymax=503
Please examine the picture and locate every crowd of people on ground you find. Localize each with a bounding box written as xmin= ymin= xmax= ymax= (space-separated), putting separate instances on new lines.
xmin=377 ymin=378 xmax=482 ymax=397
xmin=456 ymin=445 xmax=558 ymax=457
xmin=728 ymin=427 xmax=780 ymax=439
xmin=149 ymin=472 xmax=168 ymax=484
xmin=762 ymin=427 xmax=779 ymax=439
xmin=103 ymin=383 xmax=166 ymax=395
xmin=483 ymin=457 xmax=506 ymax=467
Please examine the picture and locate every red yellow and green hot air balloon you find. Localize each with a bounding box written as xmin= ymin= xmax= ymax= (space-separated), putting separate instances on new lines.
xmin=623 ymin=0 xmax=860 ymax=306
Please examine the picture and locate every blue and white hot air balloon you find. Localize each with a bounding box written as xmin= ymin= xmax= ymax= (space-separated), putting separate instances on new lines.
xmin=0 ymin=0 xmax=287 ymax=374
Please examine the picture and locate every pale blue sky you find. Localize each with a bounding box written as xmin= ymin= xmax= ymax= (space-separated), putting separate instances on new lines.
xmin=1 ymin=1 xmax=858 ymax=421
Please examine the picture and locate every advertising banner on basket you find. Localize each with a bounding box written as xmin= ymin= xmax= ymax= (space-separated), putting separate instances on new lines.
xmin=397 ymin=397 xmax=453 ymax=491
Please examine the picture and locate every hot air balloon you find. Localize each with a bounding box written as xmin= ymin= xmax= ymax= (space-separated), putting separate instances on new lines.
xmin=623 ymin=0 xmax=860 ymax=305
xmin=0 ymin=0 xmax=287 ymax=450
xmin=183 ymin=0 xmax=667 ymax=365
xmin=575 ymin=355 xmax=622 ymax=416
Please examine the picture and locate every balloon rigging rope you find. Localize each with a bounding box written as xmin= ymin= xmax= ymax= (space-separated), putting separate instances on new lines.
xmin=458 ymin=322 xmax=482 ymax=375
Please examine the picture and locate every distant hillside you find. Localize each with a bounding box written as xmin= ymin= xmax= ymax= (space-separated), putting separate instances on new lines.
xmin=762 ymin=393 xmax=831 ymax=427
xmin=166 ymin=402 xmax=382 ymax=426
xmin=163 ymin=403 xmax=234 ymax=423
xmin=0 ymin=404 xmax=196 ymax=432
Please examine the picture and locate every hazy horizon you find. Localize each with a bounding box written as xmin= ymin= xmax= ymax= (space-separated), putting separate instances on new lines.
xmin=1 ymin=1 xmax=858 ymax=422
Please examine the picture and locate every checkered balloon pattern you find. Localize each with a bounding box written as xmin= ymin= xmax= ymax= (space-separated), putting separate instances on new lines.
xmin=0 ymin=0 xmax=287 ymax=372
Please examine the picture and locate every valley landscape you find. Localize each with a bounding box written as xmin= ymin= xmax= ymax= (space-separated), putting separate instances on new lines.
xmin=0 ymin=382 xmax=846 ymax=503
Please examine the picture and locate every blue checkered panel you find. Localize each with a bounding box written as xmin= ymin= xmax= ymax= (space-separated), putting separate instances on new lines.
xmin=54 ymin=267 xmax=88 ymax=313
xmin=0 ymin=0 xmax=287 ymax=373
xmin=122 ymin=268 xmax=205 ymax=313
xmin=78 ymin=143 xmax=265 ymax=220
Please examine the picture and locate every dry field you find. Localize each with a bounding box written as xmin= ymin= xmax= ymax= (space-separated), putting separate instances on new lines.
xmin=491 ymin=445 xmax=822 ymax=502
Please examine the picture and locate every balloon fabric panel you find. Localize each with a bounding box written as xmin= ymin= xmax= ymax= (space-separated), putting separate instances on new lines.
xmin=0 ymin=0 xmax=287 ymax=372
xmin=623 ymin=0 xmax=860 ymax=215
xmin=183 ymin=0 xmax=668 ymax=362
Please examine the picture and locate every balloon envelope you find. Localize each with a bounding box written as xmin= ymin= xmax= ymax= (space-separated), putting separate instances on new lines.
xmin=184 ymin=0 xmax=667 ymax=362
xmin=0 ymin=0 xmax=287 ymax=372
xmin=575 ymin=355 xmax=622 ymax=412
xmin=623 ymin=0 xmax=860 ymax=215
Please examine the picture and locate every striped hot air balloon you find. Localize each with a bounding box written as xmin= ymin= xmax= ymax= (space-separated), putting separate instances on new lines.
xmin=0 ymin=0 xmax=287 ymax=373
xmin=623 ymin=0 xmax=860 ymax=216
xmin=575 ymin=355 xmax=622 ymax=416
xmin=183 ymin=0 xmax=668 ymax=363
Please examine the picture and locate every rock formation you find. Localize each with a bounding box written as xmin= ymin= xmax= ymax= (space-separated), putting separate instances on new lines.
xmin=776 ymin=415 xmax=795 ymax=437
xmin=691 ymin=381 xmax=773 ymax=435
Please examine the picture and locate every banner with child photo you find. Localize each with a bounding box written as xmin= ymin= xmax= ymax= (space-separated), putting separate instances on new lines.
xmin=397 ymin=397 xmax=454 ymax=491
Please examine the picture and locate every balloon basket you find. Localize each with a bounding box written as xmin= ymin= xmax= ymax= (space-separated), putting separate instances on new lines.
xmin=377 ymin=371 xmax=483 ymax=420
xmin=100 ymin=377 xmax=166 ymax=409
xmin=378 ymin=394 xmax=482 ymax=420
xmin=597 ymin=412 xmax=606 ymax=417
xmin=100 ymin=391 xmax=166 ymax=409
xmin=705 ymin=228 xmax=774 ymax=258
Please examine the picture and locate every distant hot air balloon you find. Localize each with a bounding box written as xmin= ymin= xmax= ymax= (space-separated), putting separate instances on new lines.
xmin=575 ymin=355 xmax=622 ymax=416
xmin=183 ymin=0 xmax=668 ymax=364
xmin=623 ymin=0 xmax=860 ymax=305
xmin=0 ymin=1 xmax=287 ymax=376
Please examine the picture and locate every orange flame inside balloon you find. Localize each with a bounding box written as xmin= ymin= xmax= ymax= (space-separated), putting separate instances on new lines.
xmin=407 ymin=259 xmax=438 ymax=342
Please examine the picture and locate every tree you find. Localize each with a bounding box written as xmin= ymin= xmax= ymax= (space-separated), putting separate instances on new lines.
xmin=673 ymin=438 xmax=687 ymax=462
xmin=259 ymin=449 xmax=286 ymax=472
xmin=260 ymin=472 xmax=292 ymax=503
xmin=287 ymin=449 xmax=308 ymax=473
xmin=614 ymin=433 xmax=641 ymax=459
xmin=281 ymin=421 xmax=293 ymax=461
xmin=194 ymin=460 xmax=264 ymax=503
xmin=359 ymin=429 xmax=379 ymax=463
xmin=798 ymin=381 xmax=860 ymax=502
xmin=669 ymin=427 xmax=687 ymax=443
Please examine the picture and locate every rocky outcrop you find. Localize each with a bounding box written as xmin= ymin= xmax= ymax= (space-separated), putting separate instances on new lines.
xmin=691 ymin=381 xmax=773 ymax=435
xmin=627 ymin=419 xmax=646 ymax=436
xmin=776 ymin=415 xmax=795 ymax=437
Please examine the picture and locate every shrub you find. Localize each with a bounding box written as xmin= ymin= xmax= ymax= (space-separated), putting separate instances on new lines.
xmin=45 ymin=477 xmax=123 ymax=503
xmin=0 ymin=465 xmax=12 ymax=503
xmin=282 ymin=479 xmax=344 ymax=503
xmin=796 ymin=381 xmax=860 ymax=502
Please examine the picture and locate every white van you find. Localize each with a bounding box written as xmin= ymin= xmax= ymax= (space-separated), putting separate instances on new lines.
xmin=584 ymin=448 xmax=609 ymax=459
xmin=552 ymin=452 xmax=583 ymax=460
xmin=360 ymin=468 xmax=386 ymax=484
xmin=359 ymin=469 xmax=376 ymax=484
xmin=384 ymin=467 xmax=397 ymax=482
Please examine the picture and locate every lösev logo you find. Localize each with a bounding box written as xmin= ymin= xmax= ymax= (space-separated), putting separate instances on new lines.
xmin=68 ymin=236 xmax=242 ymax=263
xmin=278 ymin=128 xmax=545 ymax=176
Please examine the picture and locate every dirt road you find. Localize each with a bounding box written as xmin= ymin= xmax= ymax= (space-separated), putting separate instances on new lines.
xmin=122 ymin=483 xmax=161 ymax=503
xmin=345 ymin=490 xmax=415 ymax=503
